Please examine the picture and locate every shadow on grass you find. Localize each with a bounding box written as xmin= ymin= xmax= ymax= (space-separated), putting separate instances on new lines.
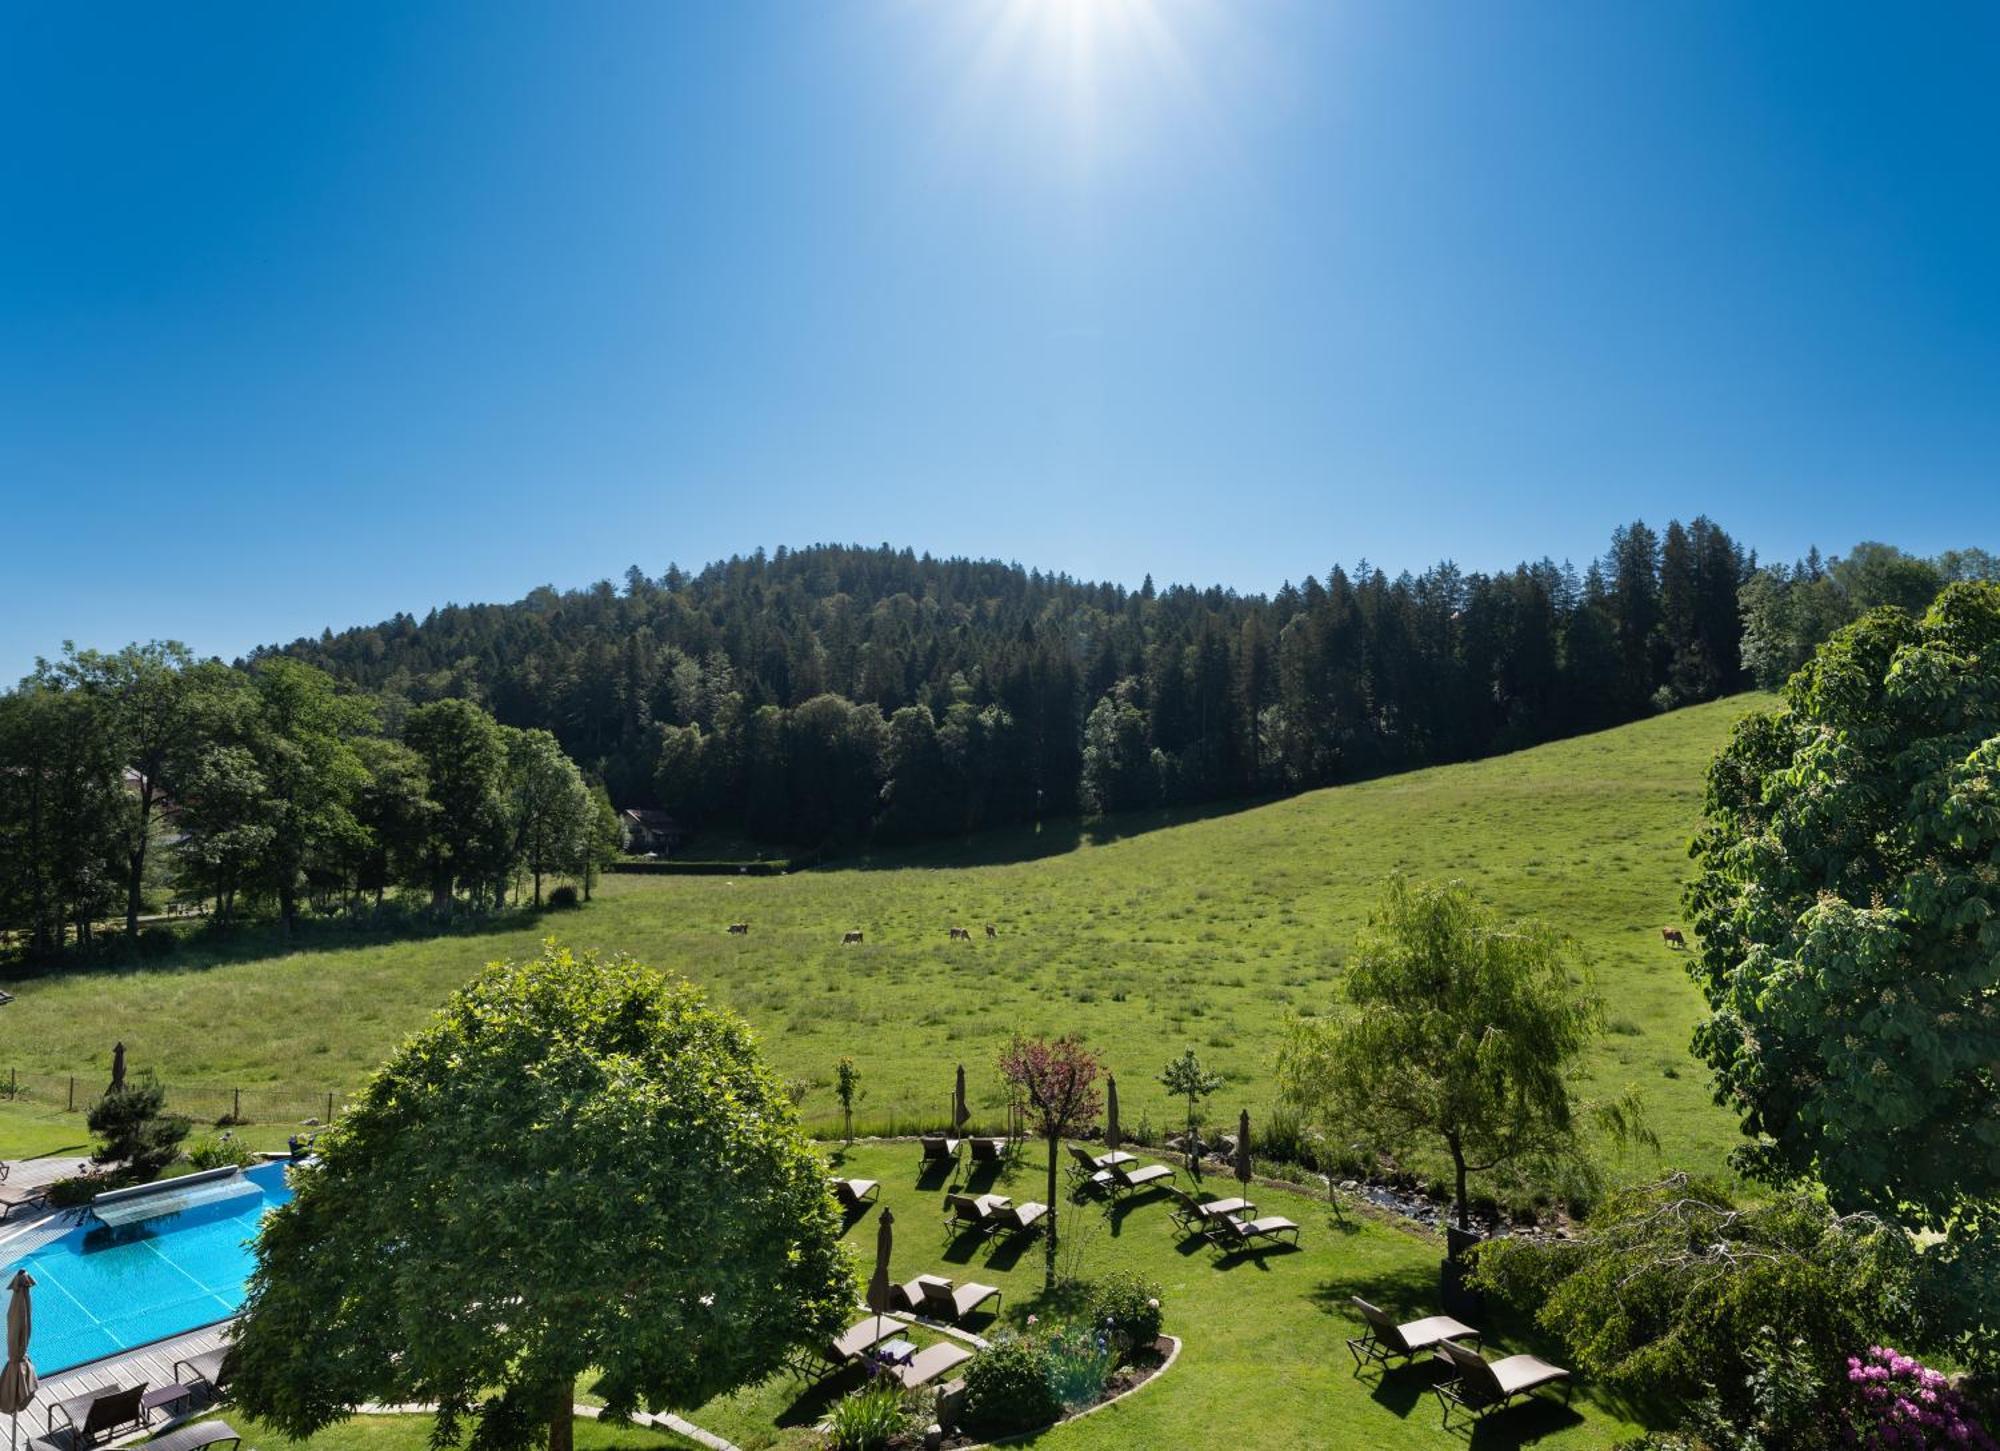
xmin=770 ymin=1366 xmax=867 ymax=1428
xmin=1103 ymin=1186 xmax=1172 ymax=1237
xmin=830 ymin=798 xmax=1277 ymax=874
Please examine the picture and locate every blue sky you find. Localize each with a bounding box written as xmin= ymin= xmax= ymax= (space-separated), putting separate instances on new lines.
xmin=3 ymin=2 xmax=1995 ymax=681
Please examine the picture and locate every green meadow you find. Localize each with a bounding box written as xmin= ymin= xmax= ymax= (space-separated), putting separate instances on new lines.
xmin=1 ymin=695 xmax=1770 ymax=1180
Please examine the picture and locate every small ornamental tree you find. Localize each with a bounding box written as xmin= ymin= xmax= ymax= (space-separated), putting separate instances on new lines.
xmin=87 ymin=1069 xmax=190 ymax=1178
xmin=834 ymin=1056 xmax=862 ymax=1143
xmin=1685 ymin=582 xmax=2000 ymax=1233
xmin=230 ymin=941 xmax=854 ymax=1451
xmin=1158 ymin=1047 xmax=1221 ymax=1179
xmin=999 ymin=1034 xmax=1103 ymax=1290
xmin=1277 ymin=875 xmax=1635 ymax=1232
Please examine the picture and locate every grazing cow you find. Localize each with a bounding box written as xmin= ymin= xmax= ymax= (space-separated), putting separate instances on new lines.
xmin=1661 ymin=927 xmax=1687 ymax=950
xmin=842 ymin=930 xmax=865 ymax=945
xmin=985 ymin=924 xmax=998 ymax=939
xmin=727 ymin=922 xmax=750 ymax=935
xmin=949 ymin=926 xmax=971 ymax=942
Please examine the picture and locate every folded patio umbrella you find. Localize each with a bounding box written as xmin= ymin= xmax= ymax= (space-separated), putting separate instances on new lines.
xmin=953 ymin=1064 xmax=969 ymax=1132
xmin=866 ymin=1208 xmax=895 ymax=1340
xmin=1105 ymin=1074 xmax=1121 ymax=1150
xmin=0 ymin=1270 xmax=37 ymax=1451
xmin=1235 ymin=1108 xmax=1253 ymax=1186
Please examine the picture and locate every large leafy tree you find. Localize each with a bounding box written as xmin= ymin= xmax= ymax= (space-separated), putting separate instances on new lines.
xmin=505 ymin=727 xmax=593 ymax=906
xmin=405 ymin=698 xmax=513 ymax=911
xmin=231 ymin=942 xmax=854 ymax=1451
xmin=1278 ymin=875 xmax=1623 ymax=1231
xmin=1685 ymin=581 xmax=2000 ymax=1230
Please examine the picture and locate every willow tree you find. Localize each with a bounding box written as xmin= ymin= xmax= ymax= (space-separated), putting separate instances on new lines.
xmin=230 ymin=942 xmax=854 ymax=1451
xmin=1278 ymin=876 xmax=1628 ymax=1233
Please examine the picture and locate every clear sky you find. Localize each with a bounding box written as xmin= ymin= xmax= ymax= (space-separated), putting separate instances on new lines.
xmin=3 ymin=2 xmax=1995 ymax=681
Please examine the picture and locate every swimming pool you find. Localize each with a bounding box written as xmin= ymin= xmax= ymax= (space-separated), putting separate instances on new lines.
xmin=0 ymin=1161 xmax=292 ymax=1373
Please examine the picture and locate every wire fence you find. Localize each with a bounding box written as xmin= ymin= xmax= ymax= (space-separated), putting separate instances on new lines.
xmin=2 ymin=1067 xmax=346 ymax=1128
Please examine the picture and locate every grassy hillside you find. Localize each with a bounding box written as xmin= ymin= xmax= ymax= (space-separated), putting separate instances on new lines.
xmin=0 ymin=695 xmax=1771 ymax=1178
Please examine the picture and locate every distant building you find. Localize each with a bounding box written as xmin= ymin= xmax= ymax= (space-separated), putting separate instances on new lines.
xmin=620 ymin=809 xmax=685 ymax=856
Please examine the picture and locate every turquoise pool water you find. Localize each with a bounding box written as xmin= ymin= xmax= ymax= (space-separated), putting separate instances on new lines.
xmin=0 ymin=1161 xmax=292 ymax=1373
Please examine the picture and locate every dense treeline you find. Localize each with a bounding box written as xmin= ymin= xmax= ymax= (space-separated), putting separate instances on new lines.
xmin=0 ymin=646 xmax=620 ymax=959
xmin=1736 ymin=542 xmax=1998 ymax=689
xmin=271 ymin=520 xmax=1760 ymax=848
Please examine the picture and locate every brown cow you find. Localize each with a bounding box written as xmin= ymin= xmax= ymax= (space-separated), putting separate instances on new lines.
xmin=985 ymin=924 xmax=998 ymax=939
xmin=949 ymin=926 xmax=971 ymax=941
xmin=727 ymin=922 xmax=750 ymax=935
xmin=842 ymin=930 xmax=864 ymax=945
xmin=1661 ymin=927 xmax=1687 ymax=950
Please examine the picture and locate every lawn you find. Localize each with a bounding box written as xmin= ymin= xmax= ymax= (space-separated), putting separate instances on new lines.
xmin=202 ymin=1413 xmax=702 ymax=1451
xmin=188 ymin=1140 xmax=1656 ymax=1450
xmin=1 ymin=696 xmax=1770 ymax=1184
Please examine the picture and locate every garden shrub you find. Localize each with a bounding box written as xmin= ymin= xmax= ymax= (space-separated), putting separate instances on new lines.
xmin=1841 ymin=1346 xmax=1998 ymax=1450
xmin=961 ymin=1335 xmax=1060 ymax=1432
xmin=186 ymin=1134 xmax=256 ymax=1170
xmin=1088 ymin=1270 xmax=1164 ymax=1353
xmin=45 ymin=1170 xmax=116 ymax=1208
xmin=1044 ymin=1323 xmax=1117 ymax=1409
xmin=138 ymin=925 xmax=177 ymax=958
xmin=822 ymin=1380 xmax=911 ymax=1450
xmin=87 ymin=1069 xmax=191 ymax=1177
xmin=1473 ymin=1174 xmax=1922 ymax=1430
xmin=546 ymin=884 xmax=581 ymax=910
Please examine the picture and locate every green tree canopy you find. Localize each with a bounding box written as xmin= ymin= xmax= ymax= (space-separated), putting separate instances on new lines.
xmin=1277 ymin=875 xmax=1622 ymax=1230
xmin=230 ymin=941 xmax=855 ymax=1451
xmin=1685 ymin=581 xmax=2000 ymax=1229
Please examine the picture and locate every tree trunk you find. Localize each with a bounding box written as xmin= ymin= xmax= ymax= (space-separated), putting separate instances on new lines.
xmin=1043 ymin=1135 xmax=1060 ymax=1290
xmin=125 ymin=783 xmax=157 ymax=937
xmin=1449 ymin=1133 xmax=1470 ymax=1232
xmin=279 ymin=882 xmax=298 ymax=937
xmin=533 ymin=867 xmax=543 ymax=907
xmin=546 ymin=1385 xmax=574 ymax=1451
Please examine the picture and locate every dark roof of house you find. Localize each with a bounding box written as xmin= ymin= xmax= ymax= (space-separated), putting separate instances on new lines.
xmin=620 ymin=809 xmax=682 ymax=830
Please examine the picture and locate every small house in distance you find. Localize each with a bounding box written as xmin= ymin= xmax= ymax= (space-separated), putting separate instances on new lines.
xmin=620 ymin=809 xmax=685 ymax=857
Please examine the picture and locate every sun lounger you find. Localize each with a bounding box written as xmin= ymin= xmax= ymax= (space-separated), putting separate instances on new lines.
xmin=893 ymin=1341 xmax=973 ymax=1389
xmin=173 ymin=1346 xmax=233 ymax=1399
xmin=791 ymin=1315 xmax=902 ymax=1380
xmin=1065 ymin=1143 xmax=1117 ymax=1195
xmin=967 ymin=1136 xmax=1009 ymax=1164
xmin=1432 ymin=1338 xmax=1572 ymax=1427
xmin=1164 ymin=1186 xmax=1254 ymax=1236
xmin=1109 ymin=1161 xmax=1174 ymax=1194
xmin=990 ymin=1199 xmax=1048 ymax=1236
xmin=0 ymin=1182 xmax=46 ymax=1221
xmin=945 ymin=1193 xmax=1004 ymax=1235
xmin=920 ymin=1135 xmax=962 ymax=1165
xmin=47 ymin=1382 xmax=148 ymax=1447
xmin=1210 ymin=1214 xmax=1301 ymax=1249
xmin=1344 ymin=1297 xmax=1479 ymax=1371
xmin=918 ymin=1276 xmax=1003 ymax=1323
xmin=832 ymin=1178 xmax=880 ymax=1211
xmin=142 ymin=1422 xmax=243 ymax=1451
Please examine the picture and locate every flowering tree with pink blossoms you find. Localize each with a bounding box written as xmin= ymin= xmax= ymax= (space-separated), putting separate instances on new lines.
xmin=1842 ymin=1347 xmax=1998 ymax=1450
xmin=998 ymin=1034 xmax=1103 ymax=1290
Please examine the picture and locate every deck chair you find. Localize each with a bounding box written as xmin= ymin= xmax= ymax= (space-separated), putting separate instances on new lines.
xmin=1433 ymin=1338 xmax=1572 ymax=1427
xmin=1065 ymin=1143 xmax=1116 ymax=1196
xmin=0 ymin=1182 xmax=47 ymax=1221
xmin=47 ymin=1382 xmax=148 ymax=1447
xmin=173 ymin=1346 xmax=234 ymax=1401
xmin=894 ymin=1341 xmax=973 ymax=1389
xmin=141 ymin=1422 xmax=243 ymax=1451
xmin=967 ymin=1136 xmax=1009 ymax=1164
xmin=920 ymin=1135 xmax=962 ymax=1165
xmin=918 ymin=1276 xmax=1003 ymax=1323
xmin=1344 ymin=1297 xmax=1479 ymax=1372
xmin=1210 ymin=1214 xmax=1301 ymax=1250
xmin=789 ymin=1315 xmax=902 ymax=1380
xmin=832 ymin=1178 xmax=880 ymax=1211
xmin=1109 ymin=1160 xmax=1174 ymax=1195
xmin=944 ymin=1193 xmax=1003 ymax=1235
xmin=1164 ymin=1186 xmax=1254 ymax=1236
xmin=989 ymin=1199 xmax=1048 ymax=1236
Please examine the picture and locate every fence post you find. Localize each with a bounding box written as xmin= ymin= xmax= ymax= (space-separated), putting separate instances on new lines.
xmin=326 ymin=1091 xmax=334 ymax=1125
xmin=233 ymin=1087 xmax=241 ymax=1122
xmin=67 ymin=1076 xmax=75 ymax=1111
